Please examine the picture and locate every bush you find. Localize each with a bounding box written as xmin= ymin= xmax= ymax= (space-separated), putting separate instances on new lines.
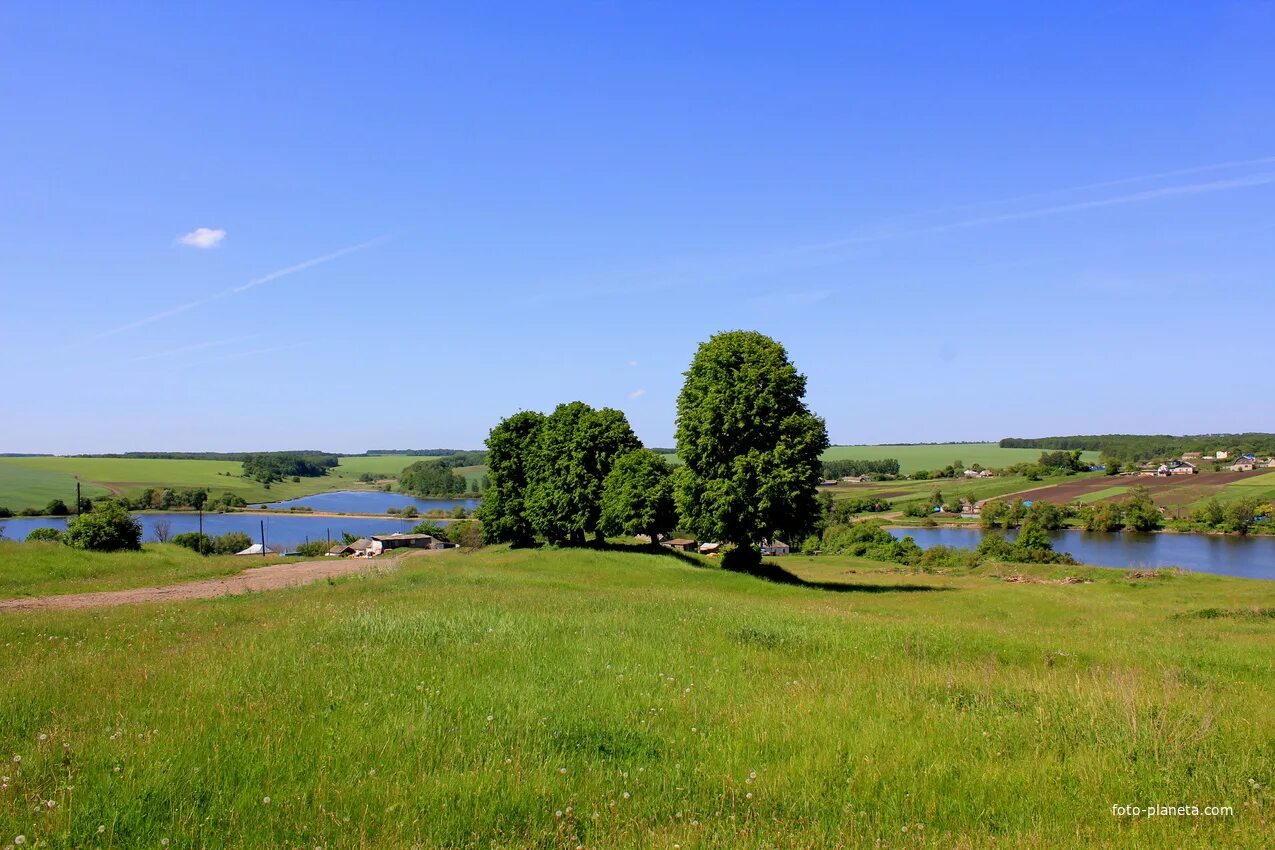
xmin=410 ymin=521 xmax=449 ymax=538
xmin=294 ymin=539 xmax=335 ymax=557
xmin=212 ymin=531 xmax=253 ymax=555
xmin=65 ymin=502 xmax=142 ymax=551
xmin=172 ymin=532 xmax=213 ymax=553
xmin=45 ymin=498 xmax=70 ymax=516
xmin=447 ymin=521 xmax=485 ymax=549
xmin=821 ymin=522 xmax=922 ymax=565
xmin=901 ymin=502 xmax=931 ymax=518
xmin=26 ymin=527 xmax=66 ymax=544
xmin=0 ymin=507 xmax=13 ymax=518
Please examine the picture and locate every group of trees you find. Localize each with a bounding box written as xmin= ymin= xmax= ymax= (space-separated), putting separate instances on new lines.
xmin=398 ymin=460 xmax=470 ymax=496
xmin=821 ymin=458 xmax=900 ymax=479
xmin=477 ymin=402 xmax=646 ymax=546
xmin=478 ymin=332 xmax=829 ymax=561
xmin=171 ymin=531 xmax=254 ymax=555
xmin=241 ymin=452 xmax=338 ymax=484
xmin=1185 ymin=498 xmax=1269 ymax=535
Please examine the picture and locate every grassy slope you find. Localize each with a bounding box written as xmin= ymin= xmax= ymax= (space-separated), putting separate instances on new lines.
xmin=0 ymin=463 xmax=110 ymax=512
xmin=0 ymin=542 xmax=289 ymax=598
xmin=0 ymin=547 xmax=1269 ymax=848
xmin=823 ymin=442 xmax=1101 ymax=474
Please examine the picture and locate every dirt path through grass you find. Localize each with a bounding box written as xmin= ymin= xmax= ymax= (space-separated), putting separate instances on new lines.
xmin=0 ymin=553 xmax=428 ymax=612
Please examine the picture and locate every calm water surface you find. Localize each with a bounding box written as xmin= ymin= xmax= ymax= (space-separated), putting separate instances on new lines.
xmin=259 ymin=491 xmax=480 ymax=514
xmin=1 ymin=511 xmax=454 ymax=550
xmin=891 ymin=527 xmax=1275 ymax=580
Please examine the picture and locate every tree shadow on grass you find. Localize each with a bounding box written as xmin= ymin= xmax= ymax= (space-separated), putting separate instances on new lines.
xmin=598 ymin=542 xmax=950 ymax=593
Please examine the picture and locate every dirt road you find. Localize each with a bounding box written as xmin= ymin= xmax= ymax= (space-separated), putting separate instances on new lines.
xmin=0 ymin=554 xmax=419 ymax=613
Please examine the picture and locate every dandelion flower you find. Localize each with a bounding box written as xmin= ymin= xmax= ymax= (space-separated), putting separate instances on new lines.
xmin=10 ymin=756 xmax=19 ymax=764
xmin=486 ymin=715 xmax=494 ymax=722
xmin=555 ymin=810 xmax=563 ymax=818
xmin=622 ymin=791 xmax=630 ymax=800
xmin=262 ymin=797 xmax=271 ymax=805
xmin=97 ymin=826 xmax=106 ymax=834
xmin=746 ymin=792 xmax=753 ymax=799
xmin=558 ymin=767 xmax=567 ymax=775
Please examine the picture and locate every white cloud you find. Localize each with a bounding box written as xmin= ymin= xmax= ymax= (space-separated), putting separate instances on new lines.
xmin=628 ymin=388 xmax=647 ymax=399
xmin=177 ymin=227 xmax=226 ymax=249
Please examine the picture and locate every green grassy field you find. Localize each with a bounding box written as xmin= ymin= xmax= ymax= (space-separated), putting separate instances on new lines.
xmin=0 ymin=463 xmax=110 ymax=512
xmin=0 ymin=546 xmax=1269 ymax=848
xmin=823 ymin=443 xmax=1101 ymax=474
xmin=0 ymin=542 xmax=289 ymax=598
xmin=0 ymin=455 xmax=435 ymax=512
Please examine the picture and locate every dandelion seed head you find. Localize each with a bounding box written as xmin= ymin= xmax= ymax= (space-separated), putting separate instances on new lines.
xmin=97 ymin=826 xmax=106 ymax=834
xmin=262 ymin=797 xmax=271 ymax=805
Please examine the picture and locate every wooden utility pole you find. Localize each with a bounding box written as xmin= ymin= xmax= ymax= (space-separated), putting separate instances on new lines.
xmin=76 ymin=482 xmax=81 ymax=518
xmin=260 ymin=519 xmax=266 ymax=556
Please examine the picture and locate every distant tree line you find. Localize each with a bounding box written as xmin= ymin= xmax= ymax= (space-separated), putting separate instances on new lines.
xmin=821 ymin=458 xmax=900 ymax=478
xmin=1000 ymin=434 xmax=1275 ymax=463
xmin=398 ymin=460 xmax=469 ymax=496
xmin=71 ymin=450 xmax=336 ymax=462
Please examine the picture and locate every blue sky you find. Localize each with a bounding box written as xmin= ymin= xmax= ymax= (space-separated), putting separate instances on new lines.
xmin=2 ymin=2 xmax=1273 ymax=453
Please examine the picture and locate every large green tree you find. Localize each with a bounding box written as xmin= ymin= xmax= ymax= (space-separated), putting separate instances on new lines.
xmin=399 ymin=460 xmax=467 ymax=496
xmin=525 ymin=402 xmax=641 ymax=545
xmin=475 ymin=411 xmax=546 ymax=546
xmin=600 ymin=449 xmax=678 ymax=544
xmin=673 ymin=331 xmax=829 ymax=554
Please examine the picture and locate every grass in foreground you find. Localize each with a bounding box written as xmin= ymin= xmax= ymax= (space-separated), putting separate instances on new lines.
xmin=0 ymin=542 xmax=289 ymax=598
xmin=0 ymin=547 xmax=1270 ymax=848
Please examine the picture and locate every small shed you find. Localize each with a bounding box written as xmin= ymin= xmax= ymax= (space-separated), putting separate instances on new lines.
xmin=661 ymin=538 xmax=698 ymax=552
xmin=698 ymin=542 xmax=722 ymax=556
xmin=760 ymin=539 xmax=790 ymax=556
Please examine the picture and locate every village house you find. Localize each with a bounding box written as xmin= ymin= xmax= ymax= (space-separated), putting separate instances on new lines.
xmin=1168 ymin=460 xmax=1198 ymax=476
xmin=1181 ymin=451 xmax=1202 ymax=461
xmin=842 ymin=474 xmax=871 ymax=484
xmin=1216 ymin=450 xmax=1230 ymax=460
xmin=1230 ymin=457 xmax=1257 ymax=472
xmin=327 ymin=533 xmax=446 ymax=557
xmin=697 ymin=542 xmax=721 ymax=556
xmin=817 ymin=478 xmax=839 ymax=486
xmin=660 ymin=538 xmax=698 ymax=553
xmin=760 ymin=538 xmax=790 ymax=556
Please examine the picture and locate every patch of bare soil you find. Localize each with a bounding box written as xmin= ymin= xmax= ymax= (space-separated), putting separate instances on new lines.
xmin=0 ymin=551 xmax=442 ymax=613
xmin=1000 ymin=574 xmax=1091 ymax=585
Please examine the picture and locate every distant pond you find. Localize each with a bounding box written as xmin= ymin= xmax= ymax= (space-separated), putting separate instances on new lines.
xmin=1 ymin=511 xmax=455 ymax=551
xmin=891 ymin=526 xmax=1275 ymax=580
xmin=259 ymin=491 xmax=481 ymax=514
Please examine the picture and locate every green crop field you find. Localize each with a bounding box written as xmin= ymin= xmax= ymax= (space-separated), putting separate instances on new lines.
xmin=0 ymin=456 xmax=439 ymax=512
xmin=0 ymin=463 xmax=110 ymax=512
xmin=823 ymin=442 xmax=1101 ymax=474
xmin=0 ymin=546 xmax=1269 ymax=848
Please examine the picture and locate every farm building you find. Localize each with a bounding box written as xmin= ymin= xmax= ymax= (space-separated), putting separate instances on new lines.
xmin=1230 ymin=459 xmax=1257 ymax=472
xmin=328 ymin=534 xmax=446 ymax=557
xmin=1169 ymin=461 xmax=1198 ymax=476
xmin=661 ymin=538 xmax=698 ymax=552
xmin=698 ymin=542 xmax=721 ymax=555
xmin=1216 ymin=450 xmax=1230 ymax=460
xmin=817 ymin=478 xmax=839 ymax=486
xmin=760 ymin=539 xmax=790 ymax=556
xmin=1182 ymin=452 xmax=1202 ymax=460
xmin=842 ymin=475 xmax=871 ymax=483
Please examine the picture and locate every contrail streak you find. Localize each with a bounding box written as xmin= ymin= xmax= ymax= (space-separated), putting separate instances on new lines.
xmin=797 ymin=171 xmax=1275 ymax=253
xmin=91 ymin=234 xmax=392 ymax=340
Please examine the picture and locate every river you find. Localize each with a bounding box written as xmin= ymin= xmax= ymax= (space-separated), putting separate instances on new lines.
xmin=891 ymin=526 xmax=1275 ymax=580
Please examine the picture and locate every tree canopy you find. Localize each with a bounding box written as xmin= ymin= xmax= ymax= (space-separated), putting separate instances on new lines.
xmin=600 ymin=449 xmax=678 ymax=543
xmin=673 ymin=330 xmax=829 ymax=550
xmin=398 ymin=460 xmax=468 ymax=496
